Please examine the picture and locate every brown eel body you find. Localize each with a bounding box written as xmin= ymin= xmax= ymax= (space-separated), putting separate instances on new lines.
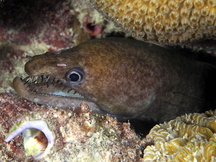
xmin=13 ymin=38 xmax=216 ymax=123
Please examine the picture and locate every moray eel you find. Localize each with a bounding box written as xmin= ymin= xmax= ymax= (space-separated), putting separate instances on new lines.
xmin=13 ymin=38 xmax=216 ymax=123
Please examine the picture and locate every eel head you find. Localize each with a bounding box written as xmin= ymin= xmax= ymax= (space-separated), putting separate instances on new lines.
xmin=13 ymin=38 xmax=154 ymax=119
xmin=13 ymin=38 xmax=210 ymax=122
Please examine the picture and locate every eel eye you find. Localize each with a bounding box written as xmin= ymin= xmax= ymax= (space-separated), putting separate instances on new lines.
xmin=65 ymin=67 xmax=85 ymax=85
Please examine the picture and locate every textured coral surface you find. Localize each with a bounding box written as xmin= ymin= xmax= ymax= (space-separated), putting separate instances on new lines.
xmin=90 ymin=0 xmax=216 ymax=45
xmin=143 ymin=110 xmax=216 ymax=161
xmin=0 ymin=93 xmax=150 ymax=161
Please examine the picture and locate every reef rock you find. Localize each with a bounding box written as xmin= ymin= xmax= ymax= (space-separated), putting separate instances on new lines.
xmin=0 ymin=93 xmax=149 ymax=161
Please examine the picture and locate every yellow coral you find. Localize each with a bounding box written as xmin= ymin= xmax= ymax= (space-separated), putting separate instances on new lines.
xmin=143 ymin=110 xmax=216 ymax=161
xmin=90 ymin=0 xmax=216 ymax=45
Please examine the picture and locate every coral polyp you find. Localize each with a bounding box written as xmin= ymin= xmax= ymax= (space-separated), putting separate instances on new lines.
xmin=90 ymin=0 xmax=216 ymax=45
xmin=143 ymin=110 xmax=216 ymax=161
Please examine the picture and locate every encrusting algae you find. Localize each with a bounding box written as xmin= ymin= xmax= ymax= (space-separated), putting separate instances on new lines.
xmin=143 ymin=109 xmax=216 ymax=161
xmin=1 ymin=93 xmax=143 ymax=161
xmin=90 ymin=0 xmax=216 ymax=45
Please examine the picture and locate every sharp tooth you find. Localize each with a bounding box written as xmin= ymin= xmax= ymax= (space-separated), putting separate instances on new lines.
xmin=32 ymin=80 xmax=37 ymax=84
xmin=37 ymin=76 xmax=42 ymax=83
xmin=32 ymin=76 xmax=38 ymax=83
xmin=55 ymin=80 xmax=61 ymax=86
xmin=23 ymin=77 xmax=32 ymax=84
xmin=23 ymin=76 xmax=31 ymax=82
xmin=58 ymin=83 xmax=63 ymax=88
xmin=47 ymin=77 xmax=54 ymax=87
xmin=42 ymin=75 xmax=48 ymax=85
xmin=67 ymin=88 xmax=73 ymax=93
xmin=51 ymin=78 xmax=55 ymax=85
xmin=62 ymin=86 xmax=68 ymax=91
xmin=41 ymin=75 xmax=45 ymax=83
xmin=34 ymin=87 xmax=42 ymax=92
xmin=46 ymin=76 xmax=50 ymax=82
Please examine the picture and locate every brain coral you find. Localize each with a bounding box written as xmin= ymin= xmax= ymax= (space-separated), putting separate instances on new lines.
xmin=90 ymin=0 xmax=216 ymax=45
xmin=143 ymin=110 xmax=216 ymax=161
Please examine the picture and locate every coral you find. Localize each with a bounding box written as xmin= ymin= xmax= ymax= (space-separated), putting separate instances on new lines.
xmin=0 ymin=93 xmax=148 ymax=161
xmin=70 ymin=0 xmax=122 ymax=38
xmin=90 ymin=0 xmax=216 ymax=45
xmin=143 ymin=110 xmax=216 ymax=161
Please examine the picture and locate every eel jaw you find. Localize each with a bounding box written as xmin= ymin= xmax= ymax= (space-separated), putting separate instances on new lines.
xmin=14 ymin=75 xmax=84 ymax=98
xmin=12 ymin=76 xmax=100 ymax=111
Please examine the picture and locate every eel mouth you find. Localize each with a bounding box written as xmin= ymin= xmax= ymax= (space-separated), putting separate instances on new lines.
xmin=13 ymin=75 xmax=84 ymax=99
xmin=12 ymin=75 xmax=104 ymax=111
xmin=12 ymin=75 xmax=105 ymax=114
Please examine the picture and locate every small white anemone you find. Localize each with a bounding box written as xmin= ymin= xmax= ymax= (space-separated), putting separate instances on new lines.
xmin=4 ymin=120 xmax=55 ymax=160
